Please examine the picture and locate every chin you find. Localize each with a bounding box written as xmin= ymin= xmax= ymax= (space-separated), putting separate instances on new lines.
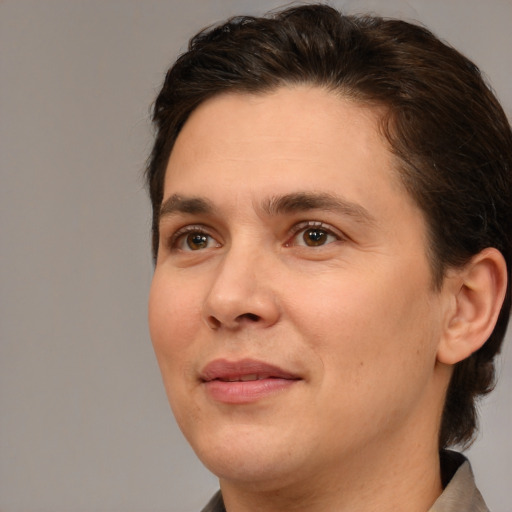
xmin=187 ymin=423 xmax=307 ymax=488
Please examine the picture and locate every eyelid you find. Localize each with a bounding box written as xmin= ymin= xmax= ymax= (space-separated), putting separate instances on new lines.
xmin=285 ymin=220 xmax=345 ymax=246
xmin=167 ymin=224 xmax=219 ymax=250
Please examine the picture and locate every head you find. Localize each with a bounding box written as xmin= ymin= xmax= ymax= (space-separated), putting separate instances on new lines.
xmin=146 ymin=4 xmax=511 ymax=451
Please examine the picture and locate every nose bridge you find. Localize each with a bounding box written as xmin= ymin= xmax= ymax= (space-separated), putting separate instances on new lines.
xmin=202 ymin=238 xmax=279 ymax=329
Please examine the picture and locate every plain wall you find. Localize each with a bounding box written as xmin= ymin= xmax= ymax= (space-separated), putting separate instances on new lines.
xmin=1 ymin=1 xmax=511 ymax=511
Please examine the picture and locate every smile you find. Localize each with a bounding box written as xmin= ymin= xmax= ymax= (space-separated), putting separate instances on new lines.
xmin=200 ymin=359 xmax=301 ymax=404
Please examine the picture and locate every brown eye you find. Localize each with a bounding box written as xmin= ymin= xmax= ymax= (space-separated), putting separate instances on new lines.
xmin=303 ymin=229 xmax=329 ymax=246
xmin=171 ymin=228 xmax=219 ymax=252
xmin=287 ymin=223 xmax=340 ymax=248
xmin=186 ymin=233 xmax=210 ymax=250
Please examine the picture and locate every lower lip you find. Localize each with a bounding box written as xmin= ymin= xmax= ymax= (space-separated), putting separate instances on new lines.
xmin=204 ymin=378 xmax=298 ymax=404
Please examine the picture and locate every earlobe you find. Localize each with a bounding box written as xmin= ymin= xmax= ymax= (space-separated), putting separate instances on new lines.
xmin=437 ymin=248 xmax=508 ymax=365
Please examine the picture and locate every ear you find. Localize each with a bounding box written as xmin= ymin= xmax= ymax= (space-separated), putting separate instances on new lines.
xmin=437 ymin=248 xmax=508 ymax=365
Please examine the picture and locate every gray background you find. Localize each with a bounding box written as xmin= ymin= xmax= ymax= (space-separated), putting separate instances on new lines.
xmin=1 ymin=1 xmax=511 ymax=511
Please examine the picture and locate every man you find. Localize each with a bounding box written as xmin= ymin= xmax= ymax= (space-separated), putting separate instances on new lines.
xmin=146 ymin=4 xmax=511 ymax=511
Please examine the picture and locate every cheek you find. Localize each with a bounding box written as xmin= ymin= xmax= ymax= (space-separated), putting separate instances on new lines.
xmin=148 ymin=273 xmax=207 ymax=429
xmin=297 ymin=271 xmax=440 ymax=440
xmin=288 ymin=264 xmax=439 ymax=378
xmin=148 ymin=272 xmax=202 ymax=370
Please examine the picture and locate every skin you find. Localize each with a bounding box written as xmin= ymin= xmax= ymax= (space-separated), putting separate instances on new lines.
xmin=149 ymin=86 xmax=460 ymax=512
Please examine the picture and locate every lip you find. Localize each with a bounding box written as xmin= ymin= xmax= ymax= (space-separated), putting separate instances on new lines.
xmin=200 ymin=358 xmax=301 ymax=404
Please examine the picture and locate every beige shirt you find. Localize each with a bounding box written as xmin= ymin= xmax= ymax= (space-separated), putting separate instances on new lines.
xmin=428 ymin=458 xmax=488 ymax=512
xmin=201 ymin=453 xmax=489 ymax=512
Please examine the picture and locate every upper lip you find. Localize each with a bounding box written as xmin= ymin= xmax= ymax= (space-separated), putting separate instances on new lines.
xmin=200 ymin=358 xmax=301 ymax=382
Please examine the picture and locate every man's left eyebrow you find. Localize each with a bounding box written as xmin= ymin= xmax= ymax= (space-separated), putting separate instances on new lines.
xmin=262 ymin=192 xmax=375 ymax=224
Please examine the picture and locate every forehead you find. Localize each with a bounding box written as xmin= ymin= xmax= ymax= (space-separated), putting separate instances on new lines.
xmin=164 ymin=86 xmax=402 ymax=198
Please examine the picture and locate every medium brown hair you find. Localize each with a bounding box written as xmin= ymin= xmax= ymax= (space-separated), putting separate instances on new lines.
xmin=146 ymin=4 xmax=512 ymax=448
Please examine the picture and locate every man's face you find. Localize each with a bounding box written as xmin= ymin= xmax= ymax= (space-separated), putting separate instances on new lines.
xmin=149 ymin=86 xmax=449 ymax=489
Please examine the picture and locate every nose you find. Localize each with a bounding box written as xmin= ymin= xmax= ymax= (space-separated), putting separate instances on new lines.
xmin=202 ymin=246 xmax=280 ymax=331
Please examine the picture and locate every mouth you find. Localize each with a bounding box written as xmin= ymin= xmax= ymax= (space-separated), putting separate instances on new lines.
xmin=200 ymin=358 xmax=301 ymax=404
xmin=217 ymin=374 xmax=279 ymax=382
xmin=200 ymin=358 xmax=300 ymax=382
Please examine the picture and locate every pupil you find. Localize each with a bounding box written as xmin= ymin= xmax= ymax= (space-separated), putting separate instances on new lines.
xmin=188 ymin=233 xmax=207 ymax=249
xmin=305 ymin=229 xmax=326 ymax=246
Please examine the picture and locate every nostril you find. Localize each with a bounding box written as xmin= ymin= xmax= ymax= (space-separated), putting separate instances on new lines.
xmin=238 ymin=313 xmax=260 ymax=322
xmin=207 ymin=316 xmax=222 ymax=329
xmin=205 ymin=312 xmax=264 ymax=330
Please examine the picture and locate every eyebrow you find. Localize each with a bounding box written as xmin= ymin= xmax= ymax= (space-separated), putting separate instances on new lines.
xmin=159 ymin=194 xmax=214 ymax=219
xmin=262 ymin=192 xmax=376 ymax=224
xmin=159 ymin=191 xmax=375 ymax=225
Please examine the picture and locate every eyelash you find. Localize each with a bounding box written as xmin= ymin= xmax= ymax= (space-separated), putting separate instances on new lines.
xmin=168 ymin=225 xmax=217 ymax=251
xmin=285 ymin=221 xmax=342 ymax=247
xmin=167 ymin=221 xmax=343 ymax=252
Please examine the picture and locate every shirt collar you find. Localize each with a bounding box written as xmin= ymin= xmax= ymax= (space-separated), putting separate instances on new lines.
xmin=428 ymin=451 xmax=489 ymax=512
